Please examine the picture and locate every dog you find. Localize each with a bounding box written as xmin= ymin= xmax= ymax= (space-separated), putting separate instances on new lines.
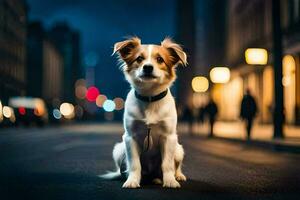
xmin=100 ymin=37 xmax=187 ymax=188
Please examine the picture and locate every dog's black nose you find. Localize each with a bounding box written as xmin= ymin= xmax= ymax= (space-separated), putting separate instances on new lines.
xmin=143 ymin=64 xmax=153 ymax=74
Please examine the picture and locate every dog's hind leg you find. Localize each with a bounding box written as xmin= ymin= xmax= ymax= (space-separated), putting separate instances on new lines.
xmin=174 ymin=144 xmax=186 ymax=181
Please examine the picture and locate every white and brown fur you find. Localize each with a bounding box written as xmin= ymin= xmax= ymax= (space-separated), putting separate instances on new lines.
xmin=100 ymin=37 xmax=187 ymax=188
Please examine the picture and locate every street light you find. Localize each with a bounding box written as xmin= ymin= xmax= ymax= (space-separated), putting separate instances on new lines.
xmin=191 ymin=76 xmax=209 ymax=92
xmin=245 ymin=48 xmax=268 ymax=65
xmin=209 ymin=67 xmax=230 ymax=84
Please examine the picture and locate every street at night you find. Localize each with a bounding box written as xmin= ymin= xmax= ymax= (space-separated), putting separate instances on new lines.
xmin=0 ymin=123 xmax=299 ymax=200
xmin=1 ymin=0 xmax=300 ymax=199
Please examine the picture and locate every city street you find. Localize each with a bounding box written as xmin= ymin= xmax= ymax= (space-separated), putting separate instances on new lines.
xmin=0 ymin=123 xmax=300 ymax=200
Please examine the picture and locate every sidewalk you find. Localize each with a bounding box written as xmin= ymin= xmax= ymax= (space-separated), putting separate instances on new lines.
xmin=178 ymin=121 xmax=300 ymax=152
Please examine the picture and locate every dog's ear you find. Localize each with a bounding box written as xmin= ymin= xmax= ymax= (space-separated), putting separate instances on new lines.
xmin=113 ymin=37 xmax=141 ymax=61
xmin=161 ymin=38 xmax=187 ymax=67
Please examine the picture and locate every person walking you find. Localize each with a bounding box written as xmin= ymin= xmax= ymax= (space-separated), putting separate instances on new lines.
xmin=182 ymin=105 xmax=194 ymax=135
xmin=205 ymin=98 xmax=218 ymax=137
xmin=240 ymin=89 xmax=257 ymax=140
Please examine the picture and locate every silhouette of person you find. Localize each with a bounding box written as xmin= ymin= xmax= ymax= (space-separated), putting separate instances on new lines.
xmin=205 ymin=98 xmax=218 ymax=137
xmin=198 ymin=106 xmax=205 ymax=124
xmin=240 ymin=89 xmax=257 ymax=140
xmin=182 ymin=106 xmax=194 ymax=135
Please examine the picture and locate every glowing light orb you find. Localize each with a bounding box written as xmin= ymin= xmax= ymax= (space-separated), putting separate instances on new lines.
xmin=96 ymin=95 xmax=107 ymax=107
xmin=113 ymin=97 xmax=124 ymax=110
xmin=210 ymin=67 xmax=230 ymax=84
xmin=86 ymin=86 xmax=100 ymax=102
xmin=245 ymin=48 xmax=268 ymax=65
xmin=75 ymin=86 xmax=87 ymax=99
xmin=53 ymin=109 xmax=62 ymax=119
xmin=19 ymin=107 xmax=26 ymax=115
xmin=3 ymin=106 xmax=12 ymax=118
xmin=103 ymin=100 xmax=116 ymax=112
xmin=60 ymin=103 xmax=75 ymax=119
xmin=191 ymin=76 xmax=209 ymax=92
xmin=84 ymin=52 xmax=99 ymax=67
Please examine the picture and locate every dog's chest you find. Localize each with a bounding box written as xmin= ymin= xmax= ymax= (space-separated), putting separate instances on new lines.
xmin=131 ymin=119 xmax=167 ymax=149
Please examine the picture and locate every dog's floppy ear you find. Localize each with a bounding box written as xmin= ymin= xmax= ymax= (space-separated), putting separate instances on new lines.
xmin=161 ymin=38 xmax=187 ymax=67
xmin=113 ymin=37 xmax=141 ymax=60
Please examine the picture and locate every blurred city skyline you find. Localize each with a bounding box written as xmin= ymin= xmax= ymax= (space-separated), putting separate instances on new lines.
xmin=27 ymin=0 xmax=176 ymax=98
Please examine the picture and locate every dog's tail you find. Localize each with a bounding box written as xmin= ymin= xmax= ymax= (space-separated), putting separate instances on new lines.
xmin=99 ymin=142 xmax=126 ymax=180
xmin=99 ymin=170 xmax=122 ymax=180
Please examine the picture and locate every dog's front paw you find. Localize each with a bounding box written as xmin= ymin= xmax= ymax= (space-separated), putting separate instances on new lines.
xmin=175 ymin=173 xmax=187 ymax=181
xmin=163 ymin=176 xmax=180 ymax=188
xmin=122 ymin=178 xmax=140 ymax=188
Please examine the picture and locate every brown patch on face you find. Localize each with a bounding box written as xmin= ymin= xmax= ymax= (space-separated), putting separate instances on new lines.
xmin=160 ymin=38 xmax=187 ymax=66
xmin=153 ymin=46 xmax=177 ymax=81
xmin=113 ymin=37 xmax=142 ymax=72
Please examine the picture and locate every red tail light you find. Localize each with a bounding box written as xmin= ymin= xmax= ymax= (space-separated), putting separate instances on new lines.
xmin=19 ymin=107 xmax=26 ymax=115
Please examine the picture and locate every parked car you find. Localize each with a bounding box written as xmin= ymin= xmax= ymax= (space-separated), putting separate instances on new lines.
xmin=9 ymin=97 xmax=48 ymax=126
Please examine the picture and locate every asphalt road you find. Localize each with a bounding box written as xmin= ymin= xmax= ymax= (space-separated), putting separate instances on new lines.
xmin=0 ymin=123 xmax=299 ymax=200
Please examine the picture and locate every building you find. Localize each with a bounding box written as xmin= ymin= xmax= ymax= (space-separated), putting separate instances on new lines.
xmin=175 ymin=0 xmax=227 ymax=110
xmin=27 ymin=22 xmax=63 ymax=107
xmin=0 ymin=0 xmax=27 ymax=104
xmin=216 ymin=0 xmax=300 ymax=125
xmin=175 ymin=0 xmax=196 ymax=108
xmin=48 ymin=22 xmax=83 ymax=103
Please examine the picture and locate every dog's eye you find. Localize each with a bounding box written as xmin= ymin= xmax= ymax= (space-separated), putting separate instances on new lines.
xmin=136 ymin=56 xmax=144 ymax=63
xmin=156 ymin=56 xmax=164 ymax=64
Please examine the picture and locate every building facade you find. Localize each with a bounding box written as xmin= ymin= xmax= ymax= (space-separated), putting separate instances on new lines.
xmin=48 ymin=22 xmax=83 ymax=104
xmin=175 ymin=0 xmax=196 ymax=108
xmin=0 ymin=0 xmax=27 ymax=104
xmin=175 ymin=0 xmax=227 ymax=111
xmin=216 ymin=0 xmax=300 ymax=125
xmin=27 ymin=22 xmax=63 ymax=106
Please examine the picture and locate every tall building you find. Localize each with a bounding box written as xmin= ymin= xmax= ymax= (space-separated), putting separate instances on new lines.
xmin=48 ymin=22 xmax=83 ymax=103
xmin=27 ymin=22 xmax=63 ymax=106
xmin=175 ymin=0 xmax=227 ymax=109
xmin=218 ymin=0 xmax=300 ymax=125
xmin=0 ymin=0 xmax=27 ymax=104
xmin=175 ymin=0 xmax=196 ymax=108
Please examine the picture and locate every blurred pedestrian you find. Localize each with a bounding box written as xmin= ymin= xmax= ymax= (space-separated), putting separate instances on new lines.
xmin=182 ymin=105 xmax=194 ymax=135
xmin=240 ymin=89 xmax=257 ymax=140
xmin=198 ymin=106 xmax=205 ymax=124
xmin=205 ymin=98 xmax=218 ymax=137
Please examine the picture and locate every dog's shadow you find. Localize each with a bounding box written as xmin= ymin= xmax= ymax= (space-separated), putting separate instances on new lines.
xmin=107 ymin=177 xmax=230 ymax=194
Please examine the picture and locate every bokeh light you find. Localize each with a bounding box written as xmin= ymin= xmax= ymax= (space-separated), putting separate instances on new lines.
xmin=53 ymin=109 xmax=62 ymax=119
xmin=75 ymin=79 xmax=86 ymax=87
xmin=191 ymin=76 xmax=209 ymax=92
xmin=86 ymin=86 xmax=100 ymax=102
xmin=18 ymin=107 xmax=26 ymax=115
xmin=34 ymin=99 xmax=45 ymax=116
xmin=60 ymin=103 xmax=75 ymax=119
xmin=103 ymin=100 xmax=116 ymax=112
xmin=96 ymin=95 xmax=107 ymax=107
xmin=3 ymin=106 xmax=12 ymax=118
xmin=75 ymin=85 xmax=87 ymax=99
xmin=0 ymin=100 xmax=3 ymax=122
xmin=210 ymin=67 xmax=230 ymax=84
xmin=113 ymin=97 xmax=124 ymax=110
xmin=245 ymin=48 xmax=268 ymax=65
xmin=84 ymin=52 xmax=99 ymax=67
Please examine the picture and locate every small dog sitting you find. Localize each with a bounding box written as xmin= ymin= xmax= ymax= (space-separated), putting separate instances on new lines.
xmin=101 ymin=37 xmax=187 ymax=188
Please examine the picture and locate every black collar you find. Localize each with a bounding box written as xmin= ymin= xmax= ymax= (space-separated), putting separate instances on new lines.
xmin=134 ymin=89 xmax=168 ymax=103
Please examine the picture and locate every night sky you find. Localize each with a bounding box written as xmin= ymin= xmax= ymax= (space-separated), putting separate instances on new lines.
xmin=27 ymin=0 xmax=176 ymax=99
